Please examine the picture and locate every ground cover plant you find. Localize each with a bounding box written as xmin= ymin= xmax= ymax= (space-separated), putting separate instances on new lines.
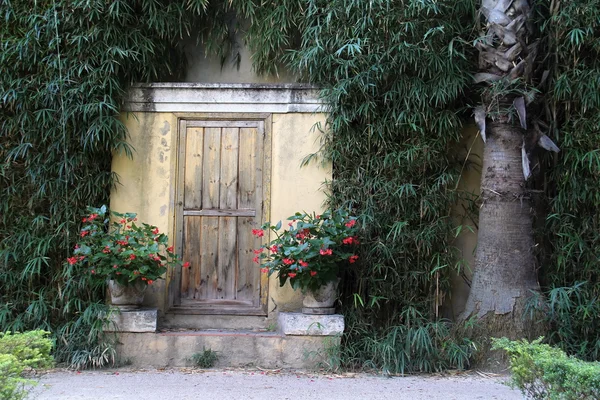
xmin=493 ymin=338 xmax=600 ymax=399
xmin=0 ymin=330 xmax=54 ymax=400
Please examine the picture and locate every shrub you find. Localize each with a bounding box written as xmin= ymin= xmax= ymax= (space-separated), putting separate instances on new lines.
xmin=0 ymin=330 xmax=53 ymax=400
xmin=493 ymin=337 xmax=600 ymax=400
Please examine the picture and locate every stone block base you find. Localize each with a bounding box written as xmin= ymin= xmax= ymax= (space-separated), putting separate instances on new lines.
xmin=106 ymin=308 xmax=157 ymax=333
xmin=278 ymin=312 xmax=344 ymax=336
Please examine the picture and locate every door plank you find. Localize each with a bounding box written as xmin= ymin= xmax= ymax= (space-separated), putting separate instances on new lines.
xmin=216 ymin=127 xmax=240 ymax=300
xmin=238 ymin=127 xmax=259 ymax=210
xmin=219 ymin=127 xmax=239 ymax=210
xmin=202 ymin=127 xmax=221 ymax=209
xmin=199 ymin=217 xmax=219 ymax=299
xmin=217 ymin=217 xmax=237 ymax=299
xmin=237 ymin=127 xmax=263 ymax=304
xmin=183 ymin=127 xmax=204 ymax=209
xmin=182 ymin=216 xmax=202 ymax=299
xmin=236 ymin=217 xmax=257 ymax=302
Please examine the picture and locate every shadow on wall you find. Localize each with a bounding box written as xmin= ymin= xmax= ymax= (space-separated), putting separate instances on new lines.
xmin=447 ymin=124 xmax=483 ymax=320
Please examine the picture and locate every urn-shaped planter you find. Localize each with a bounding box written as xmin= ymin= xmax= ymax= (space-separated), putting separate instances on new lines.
xmin=302 ymin=280 xmax=339 ymax=315
xmin=108 ymin=280 xmax=147 ymax=311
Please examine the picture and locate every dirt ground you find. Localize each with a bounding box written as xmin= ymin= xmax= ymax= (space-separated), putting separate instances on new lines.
xmin=27 ymin=367 xmax=524 ymax=399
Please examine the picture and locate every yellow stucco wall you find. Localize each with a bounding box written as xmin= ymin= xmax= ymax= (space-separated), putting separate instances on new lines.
xmin=448 ymin=125 xmax=483 ymax=318
xmin=111 ymin=111 xmax=330 ymax=317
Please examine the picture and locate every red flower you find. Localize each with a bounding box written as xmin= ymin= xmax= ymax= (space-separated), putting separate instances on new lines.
xmin=152 ymin=227 xmax=159 ymax=234
xmin=82 ymin=217 xmax=87 ymax=223
xmin=253 ymin=248 xmax=263 ymax=255
xmin=183 ymin=262 xmax=190 ymax=268
xmin=102 ymin=246 xmax=111 ymax=254
xmin=253 ymin=256 xmax=260 ymax=264
xmin=288 ymin=273 xmax=297 ymax=278
xmin=345 ymin=219 xmax=357 ymax=228
xmin=319 ymin=248 xmax=333 ymax=256
xmin=74 ymin=244 xmax=79 ymax=249
xmin=283 ymin=258 xmax=294 ymax=265
xmin=261 ymin=268 xmax=269 ymax=274
xmin=80 ymin=230 xmax=89 ymax=237
xmin=90 ymin=269 xmax=95 ymax=274
xmin=147 ymin=280 xmax=153 ymax=285
xmin=113 ymin=265 xmax=118 ymax=269
xmin=349 ymin=255 xmax=359 ymax=263
xmin=67 ymin=257 xmax=78 ymax=265
xmin=288 ymin=222 xmax=294 ymax=227
xmin=129 ymin=254 xmax=136 ymax=260
xmin=270 ymin=245 xmax=279 ymax=253
xmin=310 ymin=271 xmax=317 ymax=277
xmin=141 ymin=277 xmax=147 ymax=281
xmin=251 ymin=229 xmax=264 ymax=237
xmin=120 ymin=219 xmax=126 ymax=224
xmin=126 ymin=225 xmax=131 ymax=229
xmin=167 ymin=246 xmax=174 ymax=252
xmin=88 ymin=213 xmax=98 ymax=221
xmin=299 ymin=260 xmax=309 ymax=267
xmin=316 ymin=215 xmax=321 ymax=219
xmin=342 ymin=237 xmax=354 ymax=245
xmin=133 ymin=270 xmax=140 ymax=275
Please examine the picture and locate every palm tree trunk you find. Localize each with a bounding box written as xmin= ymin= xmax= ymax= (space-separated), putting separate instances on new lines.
xmin=460 ymin=0 xmax=542 ymax=342
xmin=460 ymin=123 xmax=539 ymax=336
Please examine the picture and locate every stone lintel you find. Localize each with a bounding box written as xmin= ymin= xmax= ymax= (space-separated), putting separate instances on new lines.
xmin=106 ymin=308 xmax=158 ymax=333
xmin=278 ymin=312 xmax=344 ymax=336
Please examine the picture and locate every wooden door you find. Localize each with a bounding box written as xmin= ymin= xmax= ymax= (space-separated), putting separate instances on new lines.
xmin=172 ymin=118 xmax=270 ymax=315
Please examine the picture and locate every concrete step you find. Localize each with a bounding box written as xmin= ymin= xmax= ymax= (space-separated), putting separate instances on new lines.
xmin=160 ymin=313 xmax=270 ymax=331
xmin=116 ymin=329 xmax=338 ymax=369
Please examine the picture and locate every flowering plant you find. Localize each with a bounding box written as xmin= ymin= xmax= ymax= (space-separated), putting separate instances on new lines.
xmin=253 ymin=209 xmax=359 ymax=292
xmin=65 ymin=206 xmax=184 ymax=286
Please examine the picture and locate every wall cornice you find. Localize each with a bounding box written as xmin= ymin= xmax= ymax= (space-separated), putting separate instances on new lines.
xmin=124 ymin=83 xmax=325 ymax=113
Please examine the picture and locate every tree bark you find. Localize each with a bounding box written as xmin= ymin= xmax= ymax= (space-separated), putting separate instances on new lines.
xmin=460 ymin=123 xmax=540 ymax=338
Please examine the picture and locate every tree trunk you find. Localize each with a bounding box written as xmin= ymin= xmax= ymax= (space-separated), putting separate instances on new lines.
xmin=460 ymin=0 xmax=543 ymax=345
xmin=460 ymin=123 xmax=539 ymax=337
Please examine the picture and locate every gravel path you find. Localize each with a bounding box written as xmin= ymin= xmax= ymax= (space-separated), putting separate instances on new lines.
xmin=28 ymin=368 xmax=524 ymax=400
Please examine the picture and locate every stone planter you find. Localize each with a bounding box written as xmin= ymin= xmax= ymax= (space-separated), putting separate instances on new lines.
xmin=302 ymin=280 xmax=339 ymax=315
xmin=108 ymin=280 xmax=147 ymax=311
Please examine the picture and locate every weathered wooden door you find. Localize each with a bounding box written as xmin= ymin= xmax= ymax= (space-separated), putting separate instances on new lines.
xmin=172 ymin=117 xmax=270 ymax=315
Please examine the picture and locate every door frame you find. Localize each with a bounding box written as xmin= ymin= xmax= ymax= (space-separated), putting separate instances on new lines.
xmin=167 ymin=113 xmax=272 ymax=315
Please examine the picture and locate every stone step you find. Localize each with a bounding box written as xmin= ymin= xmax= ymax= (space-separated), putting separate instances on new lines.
xmin=160 ymin=313 xmax=269 ymax=331
xmin=116 ymin=329 xmax=338 ymax=369
xmin=109 ymin=310 xmax=344 ymax=369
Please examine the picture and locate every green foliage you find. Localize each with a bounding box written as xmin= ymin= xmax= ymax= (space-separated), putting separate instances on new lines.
xmin=0 ymin=0 xmax=210 ymax=366
xmin=493 ymin=337 xmax=600 ymax=400
xmin=536 ymin=0 xmax=600 ymax=361
xmin=190 ymin=347 xmax=218 ymax=368
xmin=68 ymin=206 xmax=182 ymax=286
xmin=256 ymin=209 xmax=359 ymax=292
xmin=0 ymin=330 xmax=53 ymax=400
xmin=527 ymin=283 xmax=600 ymax=361
xmin=340 ymin=308 xmax=476 ymax=374
xmin=281 ymin=0 xmax=477 ymax=371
